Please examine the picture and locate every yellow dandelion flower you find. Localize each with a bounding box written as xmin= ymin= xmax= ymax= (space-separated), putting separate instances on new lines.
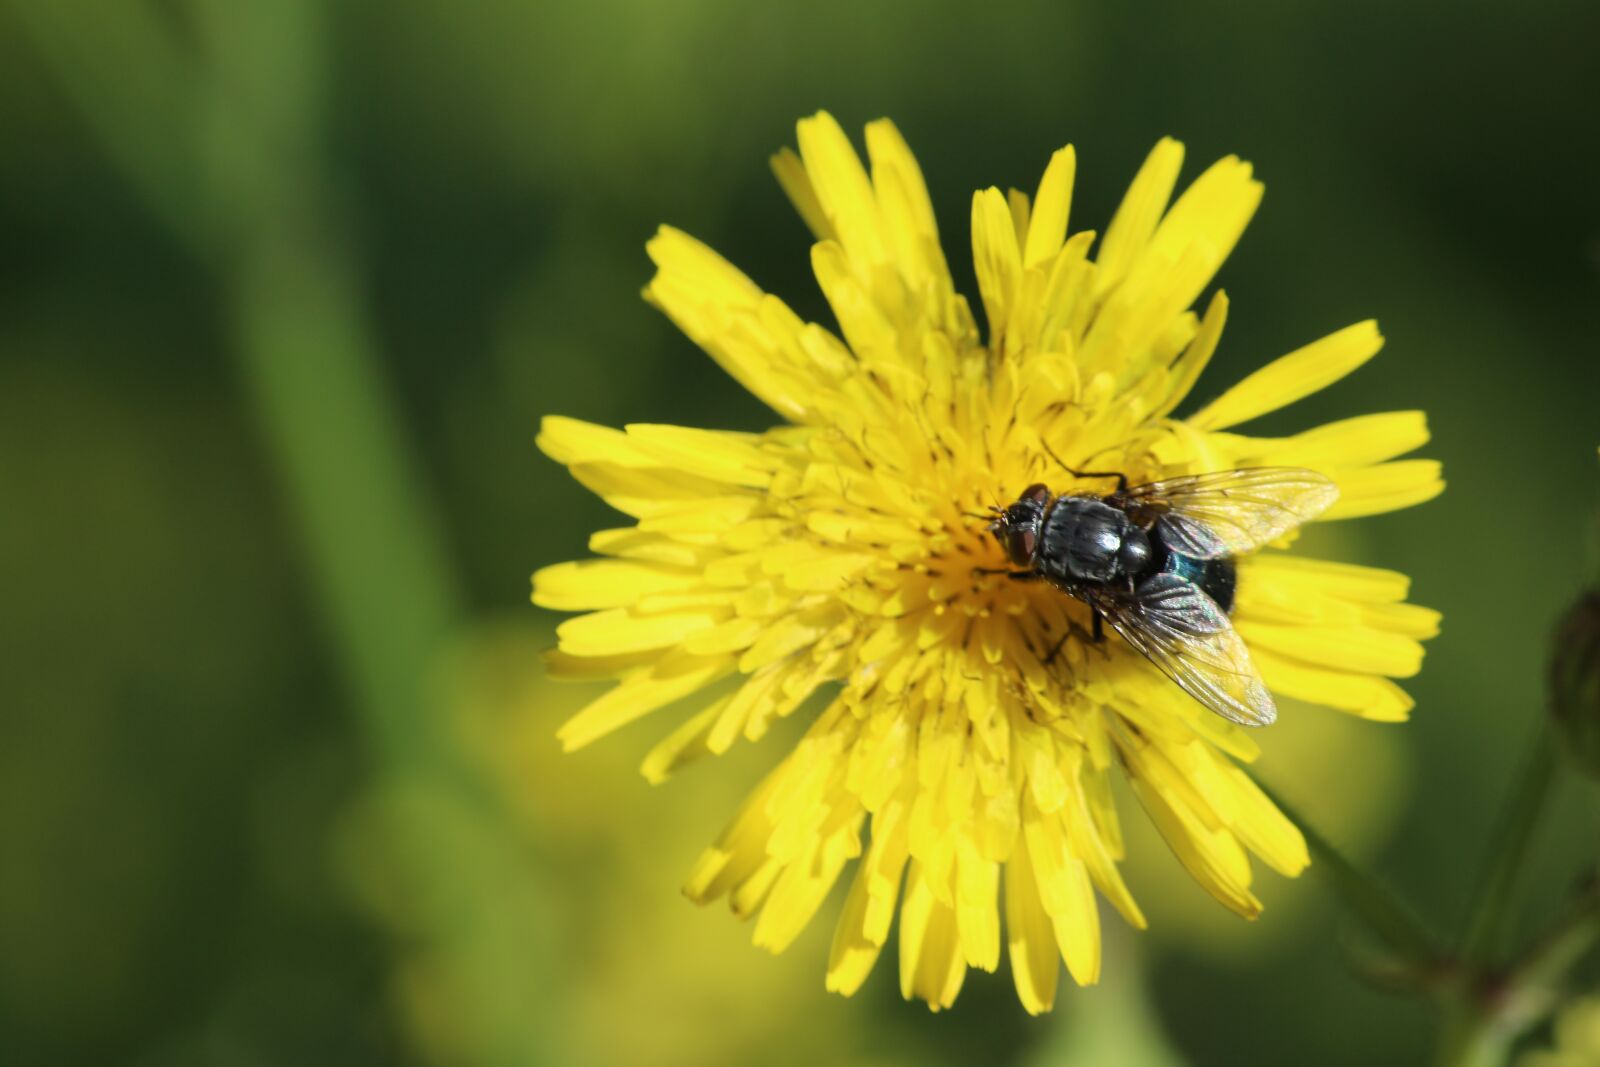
xmin=533 ymin=112 xmax=1443 ymax=1013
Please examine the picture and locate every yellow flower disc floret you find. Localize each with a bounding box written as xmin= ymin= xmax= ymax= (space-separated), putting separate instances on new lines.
xmin=533 ymin=112 xmax=1442 ymax=1013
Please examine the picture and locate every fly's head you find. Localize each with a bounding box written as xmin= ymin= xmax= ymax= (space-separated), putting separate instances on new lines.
xmin=989 ymin=483 xmax=1051 ymax=567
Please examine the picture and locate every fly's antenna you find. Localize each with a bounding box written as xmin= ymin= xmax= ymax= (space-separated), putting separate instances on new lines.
xmin=962 ymin=500 xmax=1007 ymax=534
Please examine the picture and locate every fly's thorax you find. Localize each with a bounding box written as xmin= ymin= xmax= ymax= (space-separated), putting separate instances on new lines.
xmin=1118 ymin=526 xmax=1153 ymax=575
xmin=1038 ymin=496 xmax=1136 ymax=584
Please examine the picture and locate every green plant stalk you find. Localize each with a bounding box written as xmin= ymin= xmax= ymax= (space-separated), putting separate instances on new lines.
xmin=11 ymin=0 xmax=509 ymax=1005
xmin=224 ymin=231 xmax=466 ymax=772
xmin=1431 ymin=894 xmax=1597 ymax=1067
xmin=1509 ymin=890 xmax=1600 ymax=994
xmin=4 ymin=1 xmax=208 ymax=256
xmin=10 ymin=0 xmax=469 ymax=774
xmin=1459 ymin=723 xmax=1560 ymax=974
xmin=194 ymin=0 xmax=465 ymax=768
xmin=1261 ymin=781 xmax=1442 ymax=970
xmin=1434 ymin=723 xmax=1573 ymax=1067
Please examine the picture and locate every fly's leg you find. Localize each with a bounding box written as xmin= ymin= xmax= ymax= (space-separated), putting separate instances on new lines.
xmin=1038 ymin=440 xmax=1129 ymax=493
xmin=1042 ymin=611 xmax=1106 ymax=667
xmin=1065 ymin=467 xmax=1129 ymax=494
xmin=972 ymin=567 xmax=1038 ymax=581
xmin=1077 ymin=608 xmax=1111 ymax=663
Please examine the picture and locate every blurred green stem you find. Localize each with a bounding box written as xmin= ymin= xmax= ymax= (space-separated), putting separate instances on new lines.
xmin=1435 ymin=723 xmax=1563 ymax=1067
xmin=8 ymin=0 xmax=470 ymax=773
xmin=1261 ymin=782 xmax=1443 ymax=970
xmin=1270 ymin=721 xmax=1580 ymax=1067
xmin=1460 ymin=723 xmax=1559 ymax=975
xmin=1509 ymin=889 xmax=1600 ymax=997
xmin=4 ymin=1 xmax=208 ymax=255
xmin=11 ymin=3 xmax=519 ymax=1052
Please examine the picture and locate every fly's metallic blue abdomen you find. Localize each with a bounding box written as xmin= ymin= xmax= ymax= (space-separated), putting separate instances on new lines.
xmin=1156 ymin=545 xmax=1238 ymax=614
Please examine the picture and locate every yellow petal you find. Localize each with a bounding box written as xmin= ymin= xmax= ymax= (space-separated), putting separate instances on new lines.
xmin=542 ymin=646 xmax=658 ymax=681
xmin=1234 ymin=561 xmax=1439 ymax=637
xmin=1361 ymin=601 xmax=1443 ymax=640
xmin=588 ymin=528 xmax=718 ymax=567
xmin=954 ymin=843 xmax=1001 ymax=971
xmin=1324 ymin=460 xmax=1445 ymax=519
xmin=811 ymin=240 xmax=900 ymax=362
xmin=556 ymin=606 xmax=724 ymax=656
xmin=557 ymin=652 xmax=734 ymax=751
xmin=1021 ymin=807 xmax=1101 ymax=984
xmin=1007 ymin=188 xmax=1032 ymax=247
xmin=1023 ymin=146 xmax=1077 ymax=269
xmin=1078 ymin=239 xmax=1215 ymax=379
xmin=566 ymin=461 xmax=733 ymax=518
xmin=753 ymin=817 xmax=862 ymax=953
xmin=1243 ymin=553 xmax=1413 ymax=603
xmin=865 ymin=118 xmax=948 ymax=294
xmin=796 ymin=111 xmax=886 ymax=269
xmin=1143 ymin=154 xmax=1262 ymax=301
xmin=537 ymin=414 xmax=656 ymax=467
xmin=1188 ymin=320 xmax=1384 ymax=431
xmin=865 ymin=119 xmax=938 ymax=239
xmin=770 ymin=145 xmax=834 ymax=241
xmin=1219 ymin=764 xmax=1308 ymax=877
xmin=685 ymin=769 xmax=784 ymax=903
xmin=532 ymin=559 xmax=698 ymax=611
xmin=827 ymin=817 xmax=911 ymax=986
xmin=827 ymin=859 xmax=889 ymax=996
xmin=1050 ymin=853 xmax=1100 ymax=986
xmin=1253 ymin=650 xmax=1415 ymax=721
xmin=649 ymin=489 xmax=763 ymax=528
xmin=682 ymin=615 xmax=766 ymax=656
xmin=1259 ymin=411 xmax=1430 ymax=469
xmin=739 ymin=610 xmax=833 ymax=671
xmin=1153 ymin=290 xmax=1228 ymax=418
xmin=898 ymin=865 xmax=968 ymax=1010
xmin=1234 ymin=620 xmax=1425 ymax=678
xmin=644 ymin=227 xmax=818 ymax=422
xmin=972 ymin=187 xmax=1023 ymax=348
xmin=624 ymin=423 xmax=776 ymax=488
xmin=1004 ymin=834 xmax=1060 ymax=1014
xmin=639 ymin=697 xmax=725 ymax=784
xmin=1064 ymin=773 xmax=1146 ymax=928
xmin=1096 ymin=137 xmax=1184 ymax=295
xmin=1120 ymin=734 xmax=1261 ymax=918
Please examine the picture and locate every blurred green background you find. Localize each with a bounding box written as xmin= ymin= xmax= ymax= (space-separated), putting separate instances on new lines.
xmin=3 ymin=1 xmax=1599 ymax=1064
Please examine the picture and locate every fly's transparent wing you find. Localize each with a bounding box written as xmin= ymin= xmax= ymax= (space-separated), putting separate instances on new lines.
xmin=1089 ymin=573 xmax=1277 ymax=727
xmin=1121 ymin=468 xmax=1339 ymax=559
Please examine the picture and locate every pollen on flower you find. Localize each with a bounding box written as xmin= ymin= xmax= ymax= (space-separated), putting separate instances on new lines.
xmin=533 ymin=111 xmax=1443 ymax=1013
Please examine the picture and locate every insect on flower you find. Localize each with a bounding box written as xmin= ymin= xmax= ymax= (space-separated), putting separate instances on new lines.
xmin=985 ymin=465 xmax=1340 ymax=726
xmin=533 ymin=111 xmax=1444 ymax=1013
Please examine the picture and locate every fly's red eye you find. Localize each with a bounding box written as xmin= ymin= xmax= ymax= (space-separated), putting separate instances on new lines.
xmin=1021 ymin=483 xmax=1050 ymax=505
xmin=1007 ymin=527 xmax=1036 ymax=564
